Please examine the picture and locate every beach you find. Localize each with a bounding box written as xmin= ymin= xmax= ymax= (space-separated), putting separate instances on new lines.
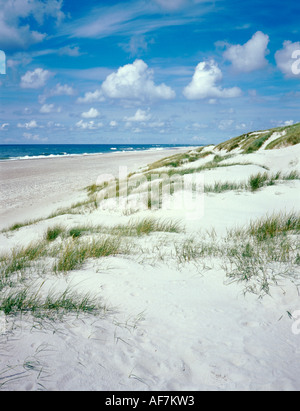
xmin=0 ymin=138 xmax=300 ymax=391
xmin=0 ymin=148 xmax=188 ymax=230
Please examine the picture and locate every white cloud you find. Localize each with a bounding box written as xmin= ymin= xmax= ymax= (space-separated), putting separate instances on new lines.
xmin=77 ymin=89 xmax=105 ymax=104
xmin=39 ymin=83 xmax=75 ymax=105
xmin=124 ymin=109 xmax=152 ymax=122
xmin=0 ymin=0 xmax=65 ymax=50
xmin=110 ymin=120 xmax=118 ymax=127
xmin=275 ymin=41 xmax=300 ymax=78
xmin=17 ymin=120 xmax=40 ymax=129
xmin=223 ymin=31 xmax=270 ymax=73
xmin=20 ymin=68 xmax=52 ymax=89
xmin=50 ymin=83 xmax=75 ymax=96
xmin=273 ymin=119 xmax=295 ymax=127
xmin=40 ymin=104 xmax=61 ymax=114
xmin=58 ymin=46 xmax=82 ymax=57
xmin=149 ymin=121 xmax=165 ymax=128
xmin=75 ymin=120 xmax=103 ymax=130
xmin=23 ymin=132 xmax=48 ymax=142
xmin=0 ymin=123 xmax=9 ymax=131
xmin=132 ymin=127 xmax=142 ymax=133
xmin=47 ymin=121 xmax=65 ymax=129
xmin=101 ymin=59 xmax=175 ymax=101
xmin=81 ymin=108 xmax=101 ymax=119
xmin=0 ymin=19 xmax=45 ymax=51
xmin=183 ymin=60 xmax=242 ymax=100
xmin=120 ymin=35 xmax=150 ymax=57
xmin=218 ymin=119 xmax=234 ymax=130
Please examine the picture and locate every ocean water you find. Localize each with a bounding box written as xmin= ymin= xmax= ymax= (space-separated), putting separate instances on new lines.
xmin=0 ymin=144 xmax=193 ymax=161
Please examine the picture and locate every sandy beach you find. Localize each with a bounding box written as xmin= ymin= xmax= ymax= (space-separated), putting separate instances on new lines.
xmin=0 ymin=148 xmax=188 ymax=230
xmin=0 ymin=134 xmax=300 ymax=391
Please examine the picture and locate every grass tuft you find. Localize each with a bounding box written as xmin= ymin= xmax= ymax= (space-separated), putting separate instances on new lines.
xmin=248 ymin=212 xmax=300 ymax=241
xmin=249 ymin=172 xmax=269 ymax=192
xmin=45 ymin=225 xmax=65 ymax=242
xmin=53 ymin=236 xmax=124 ymax=272
xmin=0 ymin=288 xmax=101 ymax=316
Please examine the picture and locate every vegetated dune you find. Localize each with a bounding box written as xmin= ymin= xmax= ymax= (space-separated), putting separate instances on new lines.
xmin=215 ymin=122 xmax=300 ymax=153
xmin=0 ymin=126 xmax=299 ymax=391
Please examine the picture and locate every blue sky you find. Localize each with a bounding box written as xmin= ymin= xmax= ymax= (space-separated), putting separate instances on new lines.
xmin=1 ymin=0 xmax=300 ymax=144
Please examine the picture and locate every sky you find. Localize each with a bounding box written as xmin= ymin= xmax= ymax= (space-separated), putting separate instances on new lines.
xmin=1 ymin=0 xmax=300 ymax=145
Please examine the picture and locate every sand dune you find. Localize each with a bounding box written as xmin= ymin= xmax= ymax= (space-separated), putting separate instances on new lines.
xmin=0 ymin=142 xmax=299 ymax=391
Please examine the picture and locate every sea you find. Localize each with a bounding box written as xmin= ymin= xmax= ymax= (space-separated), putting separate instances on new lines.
xmin=0 ymin=144 xmax=195 ymax=161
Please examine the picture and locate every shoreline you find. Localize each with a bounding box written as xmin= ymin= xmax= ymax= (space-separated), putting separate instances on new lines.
xmin=0 ymin=147 xmax=190 ymax=230
xmin=0 ymin=145 xmax=194 ymax=163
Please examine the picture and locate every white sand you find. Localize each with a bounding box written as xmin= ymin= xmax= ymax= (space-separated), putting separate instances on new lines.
xmin=0 ymin=148 xmax=188 ymax=230
xmin=0 ymin=144 xmax=300 ymax=391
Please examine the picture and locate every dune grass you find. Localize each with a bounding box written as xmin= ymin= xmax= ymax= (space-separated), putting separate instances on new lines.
xmin=266 ymin=123 xmax=300 ymax=149
xmin=242 ymin=132 xmax=272 ymax=154
xmin=223 ymin=211 xmax=300 ymax=295
xmin=53 ymin=236 xmax=124 ymax=272
xmin=113 ymin=218 xmax=183 ymax=237
xmin=248 ymin=172 xmax=270 ymax=192
xmin=215 ymin=123 xmax=300 ymax=153
xmin=172 ymin=211 xmax=300 ymax=296
xmin=204 ymin=181 xmax=245 ymax=193
xmin=248 ymin=171 xmax=300 ymax=192
xmin=0 ymin=287 xmax=102 ymax=317
xmin=145 ymin=150 xmax=210 ymax=171
xmin=0 ymin=243 xmax=47 ymax=279
xmin=45 ymin=225 xmax=65 ymax=242
xmin=248 ymin=212 xmax=300 ymax=241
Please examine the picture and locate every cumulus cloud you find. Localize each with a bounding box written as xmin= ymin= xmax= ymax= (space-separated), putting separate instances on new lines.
xmin=101 ymin=60 xmax=175 ymax=101
xmin=50 ymin=83 xmax=75 ymax=96
xmin=183 ymin=60 xmax=242 ymax=100
xmin=81 ymin=108 xmax=101 ymax=119
xmin=223 ymin=31 xmax=270 ymax=73
xmin=124 ymin=109 xmax=152 ymax=122
xmin=77 ymin=60 xmax=174 ymax=104
xmin=275 ymin=41 xmax=300 ymax=77
xmin=77 ymin=89 xmax=105 ymax=104
xmin=20 ymin=68 xmax=52 ymax=89
xmin=17 ymin=120 xmax=40 ymax=129
xmin=40 ymin=104 xmax=61 ymax=114
xmin=75 ymin=120 xmax=103 ymax=130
